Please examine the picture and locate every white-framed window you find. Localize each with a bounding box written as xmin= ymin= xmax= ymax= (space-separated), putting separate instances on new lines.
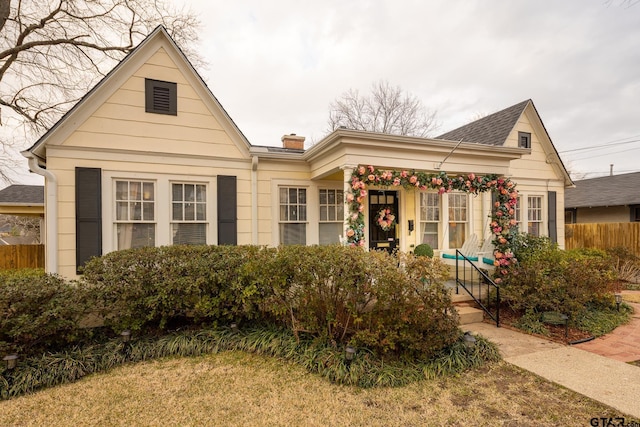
xmin=518 ymin=131 xmax=531 ymax=149
xmin=448 ymin=193 xmax=468 ymax=249
xmin=279 ymin=187 xmax=307 ymax=245
xmin=319 ymin=188 xmax=344 ymax=245
xmin=115 ymin=180 xmax=156 ymax=250
xmin=171 ymin=183 xmax=207 ymax=245
xmin=527 ymin=195 xmax=543 ymax=236
xmin=514 ymin=196 xmax=523 ymax=232
xmin=419 ymin=192 xmax=440 ymax=249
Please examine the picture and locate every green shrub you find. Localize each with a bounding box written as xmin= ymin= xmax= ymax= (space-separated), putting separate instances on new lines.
xmin=414 ymin=243 xmax=434 ymax=258
xmin=511 ymin=233 xmax=557 ymax=263
xmin=83 ymin=244 xmax=461 ymax=360
xmin=82 ymin=245 xmax=269 ymax=333
xmin=501 ymin=245 xmax=616 ymax=319
xmin=257 ymin=245 xmax=458 ymax=359
xmin=0 ymin=271 xmax=92 ymax=356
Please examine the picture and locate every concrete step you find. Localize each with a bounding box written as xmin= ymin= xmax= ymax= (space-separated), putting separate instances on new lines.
xmin=456 ymin=305 xmax=484 ymax=325
xmin=449 ymin=287 xmax=489 ymax=304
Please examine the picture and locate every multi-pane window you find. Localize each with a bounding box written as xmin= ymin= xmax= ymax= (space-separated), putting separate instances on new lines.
xmin=448 ymin=193 xmax=467 ymax=249
xmin=171 ymin=183 xmax=207 ymax=245
xmin=319 ymin=189 xmax=344 ymax=245
xmin=528 ymin=196 xmax=543 ymax=236
xmin=419 ymin=193 xmax=440 ymax=249
xmin=279 ymin=187 xmax=307 ymax=245
xmin=115 ymin=180 xmax=155 ymax=250
xmin=514 ymin=196 xmax=522 ymax=232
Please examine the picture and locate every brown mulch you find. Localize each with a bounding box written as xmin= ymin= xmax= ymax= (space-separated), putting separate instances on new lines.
xmin=491 ymin=306 xmax=593 ymax=344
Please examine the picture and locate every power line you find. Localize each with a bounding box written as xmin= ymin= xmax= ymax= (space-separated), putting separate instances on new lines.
xmin=559 ymin=137 xmax=640 ymax=154
xmin=570 ymin=145 xmax=640 ymax=161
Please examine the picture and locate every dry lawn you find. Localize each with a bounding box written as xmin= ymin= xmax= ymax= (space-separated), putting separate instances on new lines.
xmin=623 ymin=291 xmax=640 ymax=304
xmin=0 ymin=351 xmax=627 ymax=427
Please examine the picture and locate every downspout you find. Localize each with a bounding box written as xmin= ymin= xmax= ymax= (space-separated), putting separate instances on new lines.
xmin=251 ymin=155 xmax=259 ymax=244
xmin=22 ymin=152 xmax=58 ymax=274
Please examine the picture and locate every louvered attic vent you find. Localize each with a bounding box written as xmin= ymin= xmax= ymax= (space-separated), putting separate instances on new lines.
xmin=145 ymin=78 xmax=177 ymax=115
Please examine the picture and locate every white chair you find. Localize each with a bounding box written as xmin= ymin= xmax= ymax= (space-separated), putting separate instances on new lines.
xmin=440 ymin=234 xmax=479 ymax=264
xmin=477 ymin=237 xmax=496 ymax=270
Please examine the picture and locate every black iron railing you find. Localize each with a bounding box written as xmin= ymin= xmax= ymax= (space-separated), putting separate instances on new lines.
xmin=454 ymin=250 xmax=500 ymax=327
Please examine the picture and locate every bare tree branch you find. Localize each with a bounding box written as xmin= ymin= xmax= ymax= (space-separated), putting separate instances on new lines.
xmin=328 ymin=80 xmax=439 ymax=137
xmin=0 ymin=0 xmax=202 ymax=183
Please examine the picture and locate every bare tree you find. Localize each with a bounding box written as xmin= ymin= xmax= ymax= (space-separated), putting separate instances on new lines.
xmin=0 ymin=0 xmax=201 ymax=182
xmin=327 ymin=80 xmax=439 ymax=137
xmin=1 ymin=214 xmax=41 ymax=243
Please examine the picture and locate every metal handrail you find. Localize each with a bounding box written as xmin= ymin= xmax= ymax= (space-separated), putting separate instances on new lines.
xmin=455 ymin=249 xmax=500 ymax=326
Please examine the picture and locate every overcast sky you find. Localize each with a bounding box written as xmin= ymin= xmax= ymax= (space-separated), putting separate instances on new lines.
xmin=175 ymin=0 xmax=640 ymax=179
xmin=9 ymin=0 xmax=640 ymax=184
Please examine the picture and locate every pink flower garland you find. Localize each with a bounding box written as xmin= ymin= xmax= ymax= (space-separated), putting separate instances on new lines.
xmin=345 ymin=165 xmax=519 ymax=282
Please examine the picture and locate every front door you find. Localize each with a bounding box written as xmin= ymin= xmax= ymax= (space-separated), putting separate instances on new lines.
xmin=369 ymin=190 xmax=399 ymax=253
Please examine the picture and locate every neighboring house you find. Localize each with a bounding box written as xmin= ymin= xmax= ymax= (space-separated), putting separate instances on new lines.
xmin=564 ymin=172 xmax=640 ymax=224
xmin=23 ymin=26 xmax=573 ymax=278
xmin=0 ymin=185 xmax=44 ymax=244
xmin=0 ymin=185 xmax=44 ymax=216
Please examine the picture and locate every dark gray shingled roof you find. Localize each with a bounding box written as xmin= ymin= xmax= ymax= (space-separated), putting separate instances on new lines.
xmin=0 ymin=185 xmax=44 ymax=205
xmin=436 ymin=100 xmax=530 ymax=146
xmin=565 ymin=172 xmax=640 ymax=208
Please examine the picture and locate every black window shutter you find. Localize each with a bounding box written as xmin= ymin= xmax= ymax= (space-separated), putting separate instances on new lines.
xmin=217 ymin=176 xmax=237 ymax=245
xmin=76 ymin=167 xmax=102 ymax=272
xmin=548 ymin=191 xmax=557 ymax=243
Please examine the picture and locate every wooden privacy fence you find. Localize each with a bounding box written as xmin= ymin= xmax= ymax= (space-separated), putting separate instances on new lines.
xmin=565 ymin=223 xmax=640 ymax=256
xmin=0 ymin=245 xmax=45 ymax=270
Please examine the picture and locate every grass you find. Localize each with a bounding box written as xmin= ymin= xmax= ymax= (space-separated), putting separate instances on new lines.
xmin=0 ymin=351 xmax=630 ymax=426
xmin=623 ymin=292 xmax=640 ymax=304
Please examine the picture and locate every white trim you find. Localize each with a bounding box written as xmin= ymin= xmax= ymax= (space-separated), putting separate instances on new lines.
xmin=23 ymin=152 xmax=58 ymax=273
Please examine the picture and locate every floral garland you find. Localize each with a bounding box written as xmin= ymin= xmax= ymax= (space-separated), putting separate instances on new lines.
xmin=346 ymin=165 xmax=518 ymax=283
xmin=376 ymin=207 xmax=396 ymax=231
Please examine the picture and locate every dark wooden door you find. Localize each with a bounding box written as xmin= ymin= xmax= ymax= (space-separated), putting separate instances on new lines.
xmin=369 ymin=190 xmax=399 ymax=253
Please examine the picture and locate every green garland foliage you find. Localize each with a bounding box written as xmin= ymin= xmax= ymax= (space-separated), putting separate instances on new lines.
xmin=346 ymin=165 xmax=519 ymax=282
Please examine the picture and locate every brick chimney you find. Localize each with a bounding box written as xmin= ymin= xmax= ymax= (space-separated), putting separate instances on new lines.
xmin=281 ymin=134 xmax=305 ymax=150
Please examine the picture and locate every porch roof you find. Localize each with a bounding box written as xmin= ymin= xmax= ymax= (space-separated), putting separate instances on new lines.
xmin=304 ymin=128 xmax=528 ymax=180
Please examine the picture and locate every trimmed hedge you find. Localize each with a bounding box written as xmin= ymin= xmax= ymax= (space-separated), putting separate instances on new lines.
xmin=0 ymin=270 xmax=92 ymax=356
xmin=414 ymin=243 xmax=434 ymax=258
xmin=81 ymin=245 xmax=459 ymax=359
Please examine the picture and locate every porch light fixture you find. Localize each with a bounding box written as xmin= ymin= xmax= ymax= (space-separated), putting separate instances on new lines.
xmin=463 ymin=331 xmax=476 ymax=349
xmin=3 ymin=354 xmax=18 ymax=370
xmin=345 ymin=345 xmax=356 ymax=362
xmin=614 ymin=293 xmax=623 ymax=311
xmin=120 ymin=330 xmax=131 ymax=343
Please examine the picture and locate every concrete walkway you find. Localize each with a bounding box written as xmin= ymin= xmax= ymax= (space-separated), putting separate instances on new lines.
xmin=464 ymin=293 xmax=640 ymax=419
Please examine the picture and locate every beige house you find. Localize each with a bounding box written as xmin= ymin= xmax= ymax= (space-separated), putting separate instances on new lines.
xmin=23 ymin=27 xmax=573 ymax=279
xmin=565 ymin=172 xmax=640 ymax=224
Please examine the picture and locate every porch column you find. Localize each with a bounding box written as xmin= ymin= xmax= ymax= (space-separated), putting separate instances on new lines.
xmin=341 ymin=165 xmax=356 ymax=242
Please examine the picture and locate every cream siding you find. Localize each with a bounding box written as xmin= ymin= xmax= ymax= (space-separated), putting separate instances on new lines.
xmin=30 ymin=29 xmax=571 ymax=279
xmin=575 ymin=206 xmax=630 ymax=223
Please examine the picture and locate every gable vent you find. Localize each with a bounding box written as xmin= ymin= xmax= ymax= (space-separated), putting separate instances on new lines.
xmin=145 ymin=78 xmax=177 ymax=115
xmin=153 ymin=86 xmax=171 ymax=111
